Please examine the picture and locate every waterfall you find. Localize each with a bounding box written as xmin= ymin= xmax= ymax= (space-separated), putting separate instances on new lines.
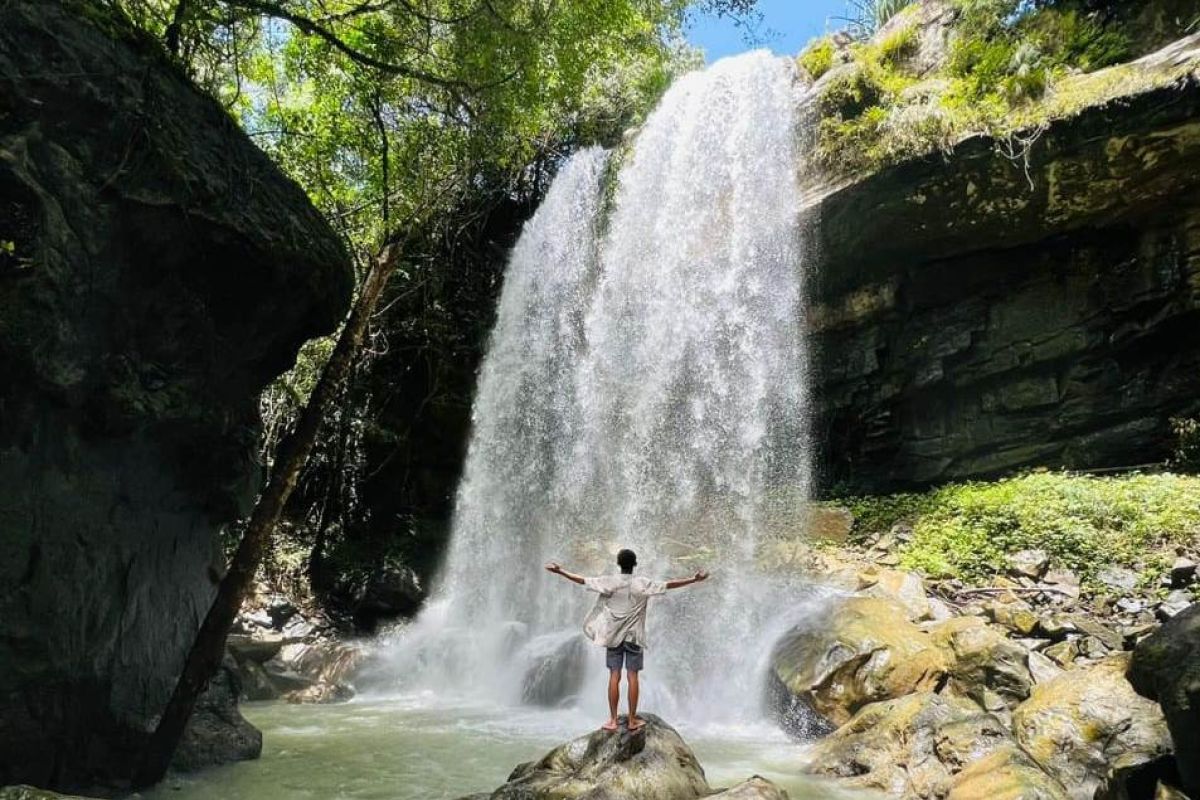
xmin=364 ymin=51 xmax=824 ymax=728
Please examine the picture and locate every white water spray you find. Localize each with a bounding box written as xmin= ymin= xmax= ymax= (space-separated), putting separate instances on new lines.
xmin=365 ymin=51 xmax=824 ymax=728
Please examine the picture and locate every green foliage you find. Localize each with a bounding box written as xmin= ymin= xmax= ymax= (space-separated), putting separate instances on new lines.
xmin=813 ymin=21 xmax=924 ymax=170
xmin=112 ymin=0 xmax=717 ymax=254
xmin=877 ymin=21 xmax=919 ymax=65
xmin=841 ymin=472 xmax=1200 ymax=584
xmin=798 ymin=36 xmax=836 ymax=80
xmin=947 ymin=0 xmax=1130 ymax=104
xmin=1170 ymin=418 xmax=1200 ymax=472
xmin=811 ymin=0 xmax=1155 ymax=176
xmin=106 ymin=0 xmax=743 ymax=595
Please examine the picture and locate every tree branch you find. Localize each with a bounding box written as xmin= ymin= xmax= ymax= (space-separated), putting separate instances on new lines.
xmin=219 ymin=0 xmax=468 ymax=89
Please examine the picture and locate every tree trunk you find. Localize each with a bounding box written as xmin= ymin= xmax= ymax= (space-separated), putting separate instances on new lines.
xmin=164 ymin=0 xmax=190 ymax=57
xmin=133 ymin=244 xmax=400 ymax=788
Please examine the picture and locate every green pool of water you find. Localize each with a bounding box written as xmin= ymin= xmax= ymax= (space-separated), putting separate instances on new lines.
xmin=145 ymin=697 xmax=857 ymax=799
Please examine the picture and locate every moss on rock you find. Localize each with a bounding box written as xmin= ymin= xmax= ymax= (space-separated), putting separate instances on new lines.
xmin=1012 ymin=654 xmax=1172 ymax=799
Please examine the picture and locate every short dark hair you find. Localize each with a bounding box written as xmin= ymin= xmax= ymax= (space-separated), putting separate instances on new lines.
xmin=617 ymin=549 xmax=637 ymax=573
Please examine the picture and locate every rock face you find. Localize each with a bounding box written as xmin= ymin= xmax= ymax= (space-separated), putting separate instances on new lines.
xmin=0 ymin=1 xmax=352 ymax=790
xmin=1012 ymin=654 xmax=1172 ymax=800
xmin=811 ymin=47 xmax=1200 ymax=491
xmin=1130 ymin=603 xmax=1200 ymax=796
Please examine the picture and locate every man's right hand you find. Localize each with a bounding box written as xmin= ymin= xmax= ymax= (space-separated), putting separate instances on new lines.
xmin=545 ymin=562 xmax=562 ymax=574
xmin=694 ymin=570 xmax=710 ymax=582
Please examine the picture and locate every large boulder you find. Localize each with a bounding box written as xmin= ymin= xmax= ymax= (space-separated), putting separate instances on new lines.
xmin=1129 ymin=603 xmax=1200 ymax=795
xmin=466 ymin=714 xmax=709 ymax=800
xmin=1013 ymin=655 xmax=1172 ymax=800
xmin=463 ymin=716 xmax=792 ymax=800
xmin=171 ymin=655 xmax=262 ymax=772
xmin=350 ymin=565 xmax=425 ymax=632
xmin=770 ymin=596 xmax=948 ymax=726
xmin=520 ymin=632 xmax=588 ymax=707
xmin=805 ymin=691 xmax=1067 ymax=800
xmin=857 ymin=567 xmax=933 ymax=621
xmin=926 ymin=616 xmax=1033 ymax=707
xmin=811 ymin=36 xmax=1200 ymax=492
xmin=0 ymin=0 xmax=351 ymax=789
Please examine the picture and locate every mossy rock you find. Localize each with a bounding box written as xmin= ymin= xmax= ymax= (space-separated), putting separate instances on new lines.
xmin=472 ymin=714 xmax=709 ymax=800
xmin=947 ymin=749 xmax=1069 ymax=800
xmin=927 ymin=616 xmax=1033 ymax=706
xmin=1130 ymin=603 xmax=1200 ymax=796
xmin=771 ymin=596 xmax=948 ymax=726
xmin=806 ymin=692 xmax=1063 ymax=798
xmin=1013 ymin=654 xmax=1172 ymax=800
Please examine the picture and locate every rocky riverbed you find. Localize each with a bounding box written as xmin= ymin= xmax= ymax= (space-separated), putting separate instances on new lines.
xmin=184 ymin=511 xmax=1200 ymax=800
xmin=758 ymin=509 xmax=1200 ymax=799
xmin=6 ymin=518 xmax=1200 ymax=800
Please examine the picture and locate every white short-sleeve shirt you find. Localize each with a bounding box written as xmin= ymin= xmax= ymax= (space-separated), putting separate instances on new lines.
xmin=581 ymin=573 xmax=668 ymax=649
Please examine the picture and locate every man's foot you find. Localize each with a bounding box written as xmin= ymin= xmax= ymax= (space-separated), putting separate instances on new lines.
xmin=626 ymin=716 xmax=646 ymax=732
xmin=601 ymin=719 xmax=619 ymax=732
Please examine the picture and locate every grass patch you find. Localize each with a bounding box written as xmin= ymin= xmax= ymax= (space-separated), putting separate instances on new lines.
xmin=798 ymin=37 xmax=836 ymax=81
xmin=840 ymin=472 xmax=1200 ymax=585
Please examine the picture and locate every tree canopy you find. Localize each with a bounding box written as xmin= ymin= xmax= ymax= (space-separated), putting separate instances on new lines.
xmin=112 ymin=0 xmax=757 ymax=253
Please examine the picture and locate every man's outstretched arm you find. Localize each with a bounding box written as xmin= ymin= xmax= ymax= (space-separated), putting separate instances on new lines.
xmin=545 ymin=562 xmax=585 ymax=585
xmin=665 ymin=570 xmax=709 ymax=590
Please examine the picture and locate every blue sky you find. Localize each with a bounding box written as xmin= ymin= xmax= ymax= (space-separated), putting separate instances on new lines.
xmin=687 ymin=0 xmax=850 ymax=61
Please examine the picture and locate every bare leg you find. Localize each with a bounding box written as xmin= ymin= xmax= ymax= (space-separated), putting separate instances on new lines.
xmin=627 ymin=671 xmax=643 ymax=731
xmin=603 ymin=670 xmax=620 ymax=731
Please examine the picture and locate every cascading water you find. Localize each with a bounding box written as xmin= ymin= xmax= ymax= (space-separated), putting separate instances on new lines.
xmin=364 ymin=50 xmax=827 ymax=728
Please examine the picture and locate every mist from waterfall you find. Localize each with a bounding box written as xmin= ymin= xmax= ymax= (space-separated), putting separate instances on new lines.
xmin=363 ymin=51 xmax=824 ymax=728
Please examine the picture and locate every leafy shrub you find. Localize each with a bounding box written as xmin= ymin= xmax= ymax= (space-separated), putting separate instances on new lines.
xmin=877 ymin=22 xmax=920 ymax=66
xmin=813 ymin=25 xmax=923 ymax=169
xmin=817 ymin=64 xmax=887 ymax=117
xmin=811 ymin=0 xmax=1148 ymax=176
xmin=949 ymin=0 xmax=1131 ymax=102
xmin=1170 ymin=418 xmax=1200 ymax=472
xmin=840 ymin=472 xmax=1200 ymax=584
xmin=798 ymin=37 xmax=836 ymax=80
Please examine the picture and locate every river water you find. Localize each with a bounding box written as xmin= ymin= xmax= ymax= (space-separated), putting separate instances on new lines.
xmin=147 ymin=698 xmax=860 ymax=799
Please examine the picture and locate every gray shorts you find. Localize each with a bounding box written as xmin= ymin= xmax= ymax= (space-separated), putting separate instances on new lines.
xmin=606 ymin=641 xmax=643 ymax=672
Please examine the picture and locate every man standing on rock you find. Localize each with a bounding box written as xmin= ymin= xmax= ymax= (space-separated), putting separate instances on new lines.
xmin=545 ymin=549 xmax=709 ymax=733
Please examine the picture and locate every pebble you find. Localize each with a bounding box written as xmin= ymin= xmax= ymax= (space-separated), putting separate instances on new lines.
xmin=1157 ymin=590 xmax=1193 ymax=620
xmin=1116 ymin=597 xmax=1145 ymax=614
xmin=1027 ymin=650 xmax=1064 ymax=684
xmin=1097 ymin=566 xmax=1139 ymax=592
xmin=1006 ymin=549 xmax=1050 ymax=580
xmin=1043 ymin=639 xmax=1078 ymax=666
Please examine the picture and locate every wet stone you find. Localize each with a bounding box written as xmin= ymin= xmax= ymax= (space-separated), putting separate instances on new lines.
xmin=1171 ymin=557 xmax=1197 ymax=588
